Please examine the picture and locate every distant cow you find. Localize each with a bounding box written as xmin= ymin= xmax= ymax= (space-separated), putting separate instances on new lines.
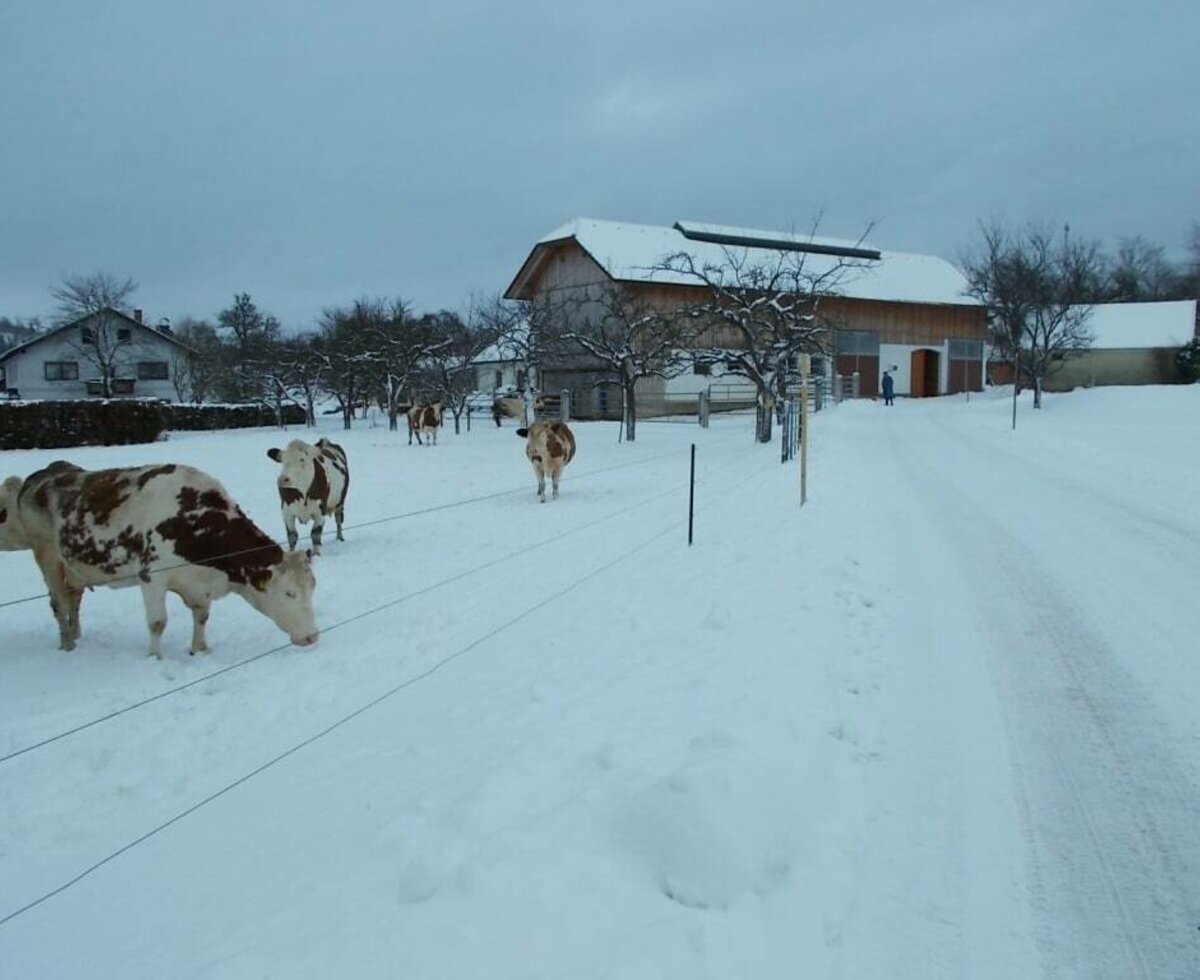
xmin=516 ymin=422 xmax=576 ymax=502
xmin=407 ymin=402 xmax=443 ymax=445
xmin=267 ymin=437 xmax=349 ymax=555
xmin=13 ymin=462 xmax=319 ymax=658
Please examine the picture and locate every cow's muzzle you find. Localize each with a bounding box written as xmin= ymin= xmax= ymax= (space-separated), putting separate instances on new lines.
xmin=292 ymin=631 xmax=320 ymax=647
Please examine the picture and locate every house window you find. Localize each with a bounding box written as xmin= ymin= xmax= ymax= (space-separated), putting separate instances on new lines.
xmin=693 ymin=363 xmax=712 ymax=376
xmin=516 ymin=369 xmax=526 ymax=389
xmin=948 ymin=339 xmax=983 ymax=361
xmin=494 ymin=369 xmax=503 ymax=389
xmin=81 ymin=326 xmax=95 ymax=344
xmin=137 ymin=361 xmax=169 ymax=380
xmin=44 ymin=361 xmax=80 ymax=381
xmin=117 ymin=327 xmax=132 ymax=342
xmin=112 ymin=379 xmax=135 ymax=395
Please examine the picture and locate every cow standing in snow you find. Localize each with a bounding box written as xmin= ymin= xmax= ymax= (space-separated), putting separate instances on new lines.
xmin=516 ymin=422 xmax=576 ymax=502
xmin=407 ymin=402 xmax=442 ymax=445
xmin=11 ymin=462 xmax=319 ymax=657
xmin=267 ymin=438 xmax=349 ymax=555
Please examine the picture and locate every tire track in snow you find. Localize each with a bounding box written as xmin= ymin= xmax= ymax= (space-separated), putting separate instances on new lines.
xmin=889 ymin=413 xmax=1200 ymax=980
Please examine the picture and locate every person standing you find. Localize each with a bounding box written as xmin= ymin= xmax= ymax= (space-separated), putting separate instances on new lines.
xmin=882 ymin=370 xmax=895 ymax=406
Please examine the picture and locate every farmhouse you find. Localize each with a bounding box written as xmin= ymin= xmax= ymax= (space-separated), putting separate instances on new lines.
xmin=1042 ymin=299 xmax=1198 ymax=391
xmin=0 ymin=308 xmax=191 ymax=402
xmin=504 ymin=218 xmax=987 ymax=413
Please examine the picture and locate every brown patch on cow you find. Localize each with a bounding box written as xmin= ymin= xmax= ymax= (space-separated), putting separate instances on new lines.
xmin=157 ymin=490 xmax=282 ymax=591
xmin=279 ymin=486 xmax=304 ymax=506
xmin=34 ymin=485 xmax=50 ymax=508
xmin=136 ymin=464 xmax=177 ymax=490
xmin=307 ymin=459 xmax=330 ymax=511
xmin=77 ymin=470 xmax=133 ymax=525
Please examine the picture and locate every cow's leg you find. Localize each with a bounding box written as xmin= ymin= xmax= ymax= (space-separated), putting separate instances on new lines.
xmin=335 ymin=504 xmax=345 ymax=541
xmin=283 ymin=510 xmax=299 ymax=551
xmin=65 ymin=578 xmax=84 ymax=643
xmin=551 ymin=462 xmax=562 ymax=499
xmin=33 ymin=547 xmax=75 ymax=651
xmin=140 ymin=580 xmax=169 ymax=659
xmin=533 ymin=460 xmax=546 ymax=502
xmin=178 ymin=589 xmax=211 ymax=654
xmin=311 ymin=517 xmax=325 ymax=556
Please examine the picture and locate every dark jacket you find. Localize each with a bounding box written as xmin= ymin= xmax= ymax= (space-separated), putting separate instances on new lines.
xmin=881 ymin=374 xmax=894 ymax=397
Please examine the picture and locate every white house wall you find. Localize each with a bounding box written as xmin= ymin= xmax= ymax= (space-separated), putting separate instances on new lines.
xmin=879 ymin=342 xmax=953 ymax=396
xmin=2 ymin=329 xmax=182 ymax=402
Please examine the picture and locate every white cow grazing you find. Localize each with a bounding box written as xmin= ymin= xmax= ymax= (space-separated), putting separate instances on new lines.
xmin=516 ymin=421 xmax=577 ymax=502
xmin=13 ymin=461 xmax=319 ymax=658
xmin=267 ymin=438 xmax=349 ymax=554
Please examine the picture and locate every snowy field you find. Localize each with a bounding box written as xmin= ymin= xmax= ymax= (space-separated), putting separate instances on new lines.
xmin=1 ymin=386 xmax=1199 ymax=979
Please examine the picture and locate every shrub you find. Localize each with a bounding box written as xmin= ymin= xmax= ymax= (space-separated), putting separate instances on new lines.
xmin=1176 ymin=337 xmax=1200 ymax=383
xmin=0 ymin=399 xmax=163 ymax=451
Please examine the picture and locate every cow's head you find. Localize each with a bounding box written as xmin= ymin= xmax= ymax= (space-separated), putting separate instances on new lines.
xmin=0 ymin=475 xmax=30 ymax=551
xmin=268 ymin=440 xmax=320 ymax=492
xmin=253 ymin=548 xmax=320 ymax=646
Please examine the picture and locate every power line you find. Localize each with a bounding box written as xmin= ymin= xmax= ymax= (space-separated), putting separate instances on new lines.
xmin=0 ymin=444 xmax=751 ymax=765
xmin=0 ymin=441 xmax=709 ymax=612
xmin=0 ymin=467 xmax=748 ymax=929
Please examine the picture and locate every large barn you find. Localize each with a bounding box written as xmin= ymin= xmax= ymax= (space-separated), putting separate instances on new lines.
xmin=504 ymin=218 xmax=987 ymax=411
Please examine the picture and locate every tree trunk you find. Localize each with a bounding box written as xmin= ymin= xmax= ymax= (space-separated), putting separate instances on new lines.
xmin=1033 ymin=373 xmax=1043 ymax=409
xmin=756 ymin=396 xmax=773 ymax=443
xmin=623 ymin=381 xmax=637 ymax=442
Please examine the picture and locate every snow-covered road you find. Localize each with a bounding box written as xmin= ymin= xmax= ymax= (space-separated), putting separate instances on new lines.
xmin=1 ymin=387 xmax=1197 ymax=978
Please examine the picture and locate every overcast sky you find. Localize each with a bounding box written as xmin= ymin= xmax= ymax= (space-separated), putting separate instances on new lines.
xmin=2 ymin=0 xmax=1195 ymax=329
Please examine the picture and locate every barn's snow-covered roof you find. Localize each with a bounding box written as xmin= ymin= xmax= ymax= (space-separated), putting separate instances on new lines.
xmin=512 ymin=218 xmax=979 ymax=307
xmin=1081 ymin=300 xmax=1197 ymax=350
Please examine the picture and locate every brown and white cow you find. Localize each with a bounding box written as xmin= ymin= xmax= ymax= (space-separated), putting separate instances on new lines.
xmin=266 ymin=437 xmax=349 ymax=554
xmin=13 ymin=462 xmax=319 ymax=658
xmin=516 ymin=421 xmax=576 ymax=502
xmin=407 ymin=402 xmax=443 ymax=446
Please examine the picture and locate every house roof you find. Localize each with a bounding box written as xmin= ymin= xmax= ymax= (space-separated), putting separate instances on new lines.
xmin=0 ymin=308 xmax=195 ymax=362
xmin=1081 ymin=300 xmax=1198 ymax=350
xmin=505 ymin=217 xmax=980 ymax=307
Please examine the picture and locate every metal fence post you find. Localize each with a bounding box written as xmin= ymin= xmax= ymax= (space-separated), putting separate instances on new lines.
xmin=852 ymin=371 xmax=861 ymax=399
xmin=688 ymin=444 xmax=696 ymax=546
xmin=698 ymin=389 xmax=710 ymax=428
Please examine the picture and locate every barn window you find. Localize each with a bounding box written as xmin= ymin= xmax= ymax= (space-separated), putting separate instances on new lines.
xmin=948 ymin=339 xmax=983 ymax=361
xmin=117 ymin=327 xmax=132 ymax=342
xmin=693 ymin=363 xmax=711 ymax=376
xmin=44 ymin=361 xmax=80 ymax=381
xmin=835 ymin=330 xmax=880 ymax=355
xmin=137 ymin=361 xmax=169 ymax=380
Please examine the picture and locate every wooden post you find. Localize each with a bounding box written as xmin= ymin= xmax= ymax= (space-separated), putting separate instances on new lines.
xmin=688 ymin=443 xmax=696 ymax=546
xmin=800 ymin=354 xmax=810 ymax=506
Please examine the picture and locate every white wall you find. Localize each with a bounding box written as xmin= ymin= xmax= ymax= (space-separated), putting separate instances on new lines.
xmin=878 ymin=342 xmax=952 ymax=396
xmin=474 ymin=360 xmax=523 ymax=393
xmin=2 ymin=326 xmax=183 ymax=402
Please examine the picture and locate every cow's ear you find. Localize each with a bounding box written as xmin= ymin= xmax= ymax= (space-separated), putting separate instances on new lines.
xmin=516 ymin=428 xmax=529 ymax=438
xmin=305 ymin=548 xmax=314 ymax=560
xmin=267 ymin=448 xmax=282 ymax=462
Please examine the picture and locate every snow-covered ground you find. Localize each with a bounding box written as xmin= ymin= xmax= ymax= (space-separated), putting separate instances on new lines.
xmin=1 ymin=386 xmax=1198 ymax=978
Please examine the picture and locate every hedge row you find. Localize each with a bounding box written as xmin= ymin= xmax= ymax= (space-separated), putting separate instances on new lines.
xmin=0 ymin=400 xmax=307 ymax=451
xmin=164 ymin=403 xmax=306 ymax=431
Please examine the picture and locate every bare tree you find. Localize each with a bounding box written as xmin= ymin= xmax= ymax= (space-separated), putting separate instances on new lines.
xmin=424 ymin=310 xmax=500 ymax=434
xmin=317 ymin=303 xmax=376 ymax=430
xmin=962 ymin=221 xmax=1105 ymax=408
xmin=561 ymin=282 xmax=690 ymax=442
xmin=364 ymin=300 xmax=447 ymax=431
xmin=215 ymin=293 xmax=281 ymax=403
xmin=171 ymin=317 xmax=223 ymax=403
xmin=50 ymin=272 xmax=146 ymax=398
xmin=1107 ymin=236 xmax=1179 ymax=301
xmin=658 ymin=232 xmax=868 ymax=443
xmin=482 ymin=292 xmax=567 ymax=424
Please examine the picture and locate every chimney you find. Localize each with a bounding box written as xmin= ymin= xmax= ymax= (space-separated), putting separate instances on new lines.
xmin=133 ymin=309 xmax=143 ymax=324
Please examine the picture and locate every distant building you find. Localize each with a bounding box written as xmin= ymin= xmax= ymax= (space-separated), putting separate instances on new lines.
xmin=0 ymin=308 xmax=193 ymax=402
xmin=504 ymin=218 xmax=987 ymax=413
xmin=1042 ymin=300 xmax=1198 ymax=391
